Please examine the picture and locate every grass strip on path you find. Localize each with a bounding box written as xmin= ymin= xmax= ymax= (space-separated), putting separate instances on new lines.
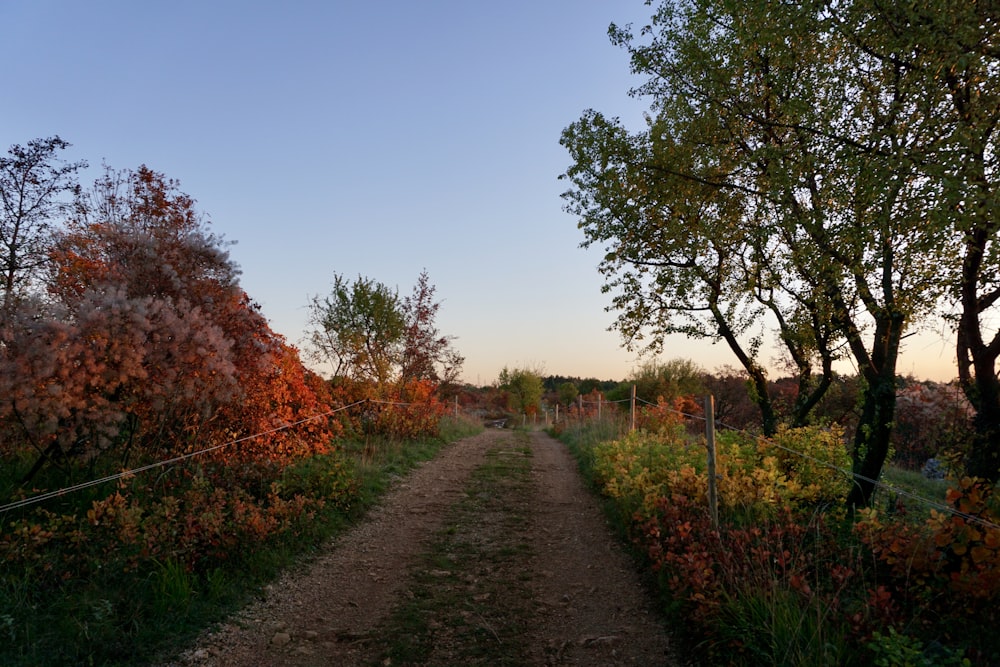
xmin=373 ymin=431 xmax=536 ymax=667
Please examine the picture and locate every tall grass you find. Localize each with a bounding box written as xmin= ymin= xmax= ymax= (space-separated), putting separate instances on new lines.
xmin=552 ymin=416 xmax=626 ymax=481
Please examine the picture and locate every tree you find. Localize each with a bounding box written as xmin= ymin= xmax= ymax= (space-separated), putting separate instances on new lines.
xmin=562 ymin=0 xmax=949 ymax=507
xmin=0 ymin=137 xmax=85 ymax=321
xmin=557 ymin=381 xmax=580 ymax=408
xmin=307 ymin=270 xmax=464 ymax=400
xmin=578 ymin=377 xmax=617 ymax=395
xmin=861 ymin=1 xmax=1000 ymax=483
xmin=701 ymin=365 xmax=759 ymax=431
xmin=399 ymin=269 xmax=464 ymax=390
xmin=814 ymin=0 xmax=1000 ymax=485
xmin=307 ymin=274 xmax=406 ymax=388
xmin=627 ymin=358 xmax=705 ymax=406
xmin=562 ymin=107 xmax=785 ymax=435
xmin=943 ymin=15 xmax=1000 ymax=483
xmin=497 ymin=366 xmax=544 ymax=416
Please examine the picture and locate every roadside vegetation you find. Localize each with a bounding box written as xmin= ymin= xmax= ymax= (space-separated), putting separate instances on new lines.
xmin=0 ymin=414 xmax=481 ymax=667
xmin=556 ymin=398 xmax=992 ymax=665
xmin=0 ymin=142 xmax=481 ymax=666
xmin=5 ymin=0 xmax=999 ymax=661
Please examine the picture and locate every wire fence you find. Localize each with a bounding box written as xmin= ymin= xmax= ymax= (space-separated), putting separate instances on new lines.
xmin=558 ymin=391 xmax=1000 ymax=533
xmin=3 ymin=390 xmax=995 ymax=533
xmin=0 ymin=397 xmax=434 ymax=516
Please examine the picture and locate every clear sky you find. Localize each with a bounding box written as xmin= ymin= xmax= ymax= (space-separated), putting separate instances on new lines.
xmin=2 ymin=1 xmax=958 ymax=386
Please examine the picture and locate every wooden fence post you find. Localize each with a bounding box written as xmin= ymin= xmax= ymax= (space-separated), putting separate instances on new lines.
xmin=704 ymin=394 xmax=719 ymax=531
xmin=630 ymin=384 xmax=636 ymax=432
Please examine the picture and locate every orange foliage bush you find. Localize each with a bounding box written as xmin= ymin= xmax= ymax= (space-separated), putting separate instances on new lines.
xmin=0 ymin=471 xmax=333 ymax=588
xmin=1 ymin=166 xmax=339 ymax=474
xmin=858 ymin=478 xmax=1000 ymax=617
xmin=636 ymin=395 xmax=703 ymax=433
xmin=329 ymin=377 xmax=446 ymax=441
xmin=211 ymin=335 xmax=339 ymax=464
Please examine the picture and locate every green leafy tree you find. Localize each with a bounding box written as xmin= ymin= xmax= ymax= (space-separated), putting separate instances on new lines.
xmin=562 ymin=105 xmax=784 ymax=434
xmin=627 ymin=358 xmax=705 ymax=406
xmin=563 ymin=0 xmax=950 ymax=506
xmin=307 ymin=274 xmax=405 ymax=387
xmin=557 ymin=381 xmax=579 ymax=408
xmin=497 ymin=366 xmax=544 ymax=416
xmin=811 ymin=0 xmax=1000 ymax=489
xmin=307 ymin=270 xmax=464 ymax=402
xmin=858 ymin=1 xmax=1000 ymax=483
xmin=943 ymin=16 xmax=1000 ymax=483
xmin=578 ymin=377 xmax=617 ymax=395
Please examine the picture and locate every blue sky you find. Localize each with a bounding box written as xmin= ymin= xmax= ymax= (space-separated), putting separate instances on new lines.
xmin=3 ymin=1 xmax=956 ymax=385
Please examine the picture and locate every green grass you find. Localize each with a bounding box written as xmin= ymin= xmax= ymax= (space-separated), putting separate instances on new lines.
xmin=713 ymin=585 xmax=856 ymax=666
xmin=877 ymin=464 xmax=952 ymax=518
xmin=550 ymin=417 xmax=626 ymax=482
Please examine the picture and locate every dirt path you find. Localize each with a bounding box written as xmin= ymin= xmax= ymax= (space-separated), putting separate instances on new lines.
xmin=523 ymin=431 xmax=674 ymax=665
xmin=163 ymin=429 xmax=677 ymax=666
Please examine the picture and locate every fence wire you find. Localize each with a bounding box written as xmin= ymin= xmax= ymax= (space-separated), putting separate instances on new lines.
xmin=0 ymin=398 xmax=376 ymax=515
xmin=568 ymin=393 xmax=1000 ymax=533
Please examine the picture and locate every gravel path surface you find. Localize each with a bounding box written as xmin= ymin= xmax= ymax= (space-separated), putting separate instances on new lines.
xmin=162 ymin=429 xmax=677 ymax=666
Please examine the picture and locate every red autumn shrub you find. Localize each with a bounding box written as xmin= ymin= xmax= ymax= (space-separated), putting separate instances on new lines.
xmin=858 ymin=478 xmax=1000 ymax=604
xmin=856 ymin=478 xmax=1000 ymax=659
xmin=636 ymin=395 xmax=703 ymax=433
xmin=1 ymin=166 xmax=337 ymax=476
xmin=634 ymin=491 xmax=875 ymax=657
xmin=327 ymin=377 xmax=446 ymax=441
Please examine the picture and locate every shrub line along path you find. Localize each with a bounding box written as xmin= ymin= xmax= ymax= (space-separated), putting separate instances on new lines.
xmin=163 ymin=429 xmax=677 ymax=666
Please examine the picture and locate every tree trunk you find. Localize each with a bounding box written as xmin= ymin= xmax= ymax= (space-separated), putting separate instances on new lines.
xmin=962 ymin=350 xmax=1000 ymax=482
xmin=20 ymin=441 xmax=62 ymax=486
xmin=956 ymin=222 xmax=1000 ymax=483
xmin=967 ymin=406 xmax=1000 ymax=483
xmin=712 ymin=304 xmax=778 ymax=437
xmin=749 ymin=367 xmax=779 ymax=438
xmin=792 ymin=365 xmax=833 ymax=428
xmin=846 ymin=371 xmax=898 ymax=509
xmin=845 ymin=309 xmax=905 ymax=510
